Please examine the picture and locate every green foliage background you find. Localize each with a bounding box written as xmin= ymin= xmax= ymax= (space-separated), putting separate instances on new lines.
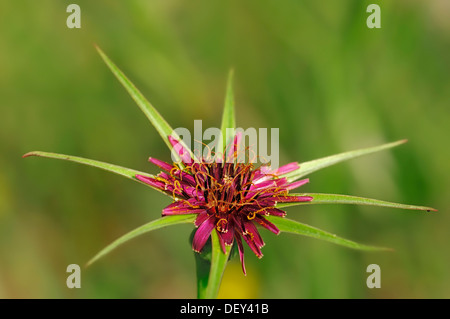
xmin=0 ymin=0 xmax=448 ymax=298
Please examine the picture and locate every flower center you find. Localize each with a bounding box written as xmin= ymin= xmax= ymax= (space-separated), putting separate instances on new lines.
xmin=191 ymin=162 xmax=255 ymax=217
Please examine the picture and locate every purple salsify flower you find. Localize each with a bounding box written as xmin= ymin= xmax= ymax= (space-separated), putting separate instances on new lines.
xmin=136 ymin=135 xmax=312 ymax=274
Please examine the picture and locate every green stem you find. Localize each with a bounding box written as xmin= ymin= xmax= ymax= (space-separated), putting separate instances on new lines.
xmin=194 ymin=252 xmax=211 ymax=299
xmin=197 ymin=231 xmax=232 ymax=299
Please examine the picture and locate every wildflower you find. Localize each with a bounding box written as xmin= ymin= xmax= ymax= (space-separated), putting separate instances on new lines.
xmin=136 ymin=134 xmax=312 ymax=274
xmin=23 ymin=47 xmax=436 ymax=298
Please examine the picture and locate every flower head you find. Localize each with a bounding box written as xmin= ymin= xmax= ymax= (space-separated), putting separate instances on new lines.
xmin=136 ymin=133 xmax=312 ymax=274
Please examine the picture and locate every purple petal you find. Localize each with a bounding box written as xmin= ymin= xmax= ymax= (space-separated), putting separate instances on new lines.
xmin=244 ymin=221 xmax=265 ymax=249
xmin=275 ymin=195 xmax=313 ymax=203
xmin=148 ymin=157 xmax=173 ymax=172
xmin=251 ymin=169 xmax=264 ymax=181
xmin=194 ymin=211 xmax=210 ymax=227
xmin=162 ymin=201 xmax=205 ymax=216
xmin=263 ymin=207 xmax=287 ymax=217
xmin=244 ymin=189 xmax=259 ymax=200
xmin=192 ymin=216 xmax=216 ymax=253
xmin=257 ymin=197 xmax=278 ymax=206
xmin=178 ymin=171 xmax=196 ymax=185
xmin=217 ymin=231 xmax=227 ymax=254
xmin=275 ymin=162 xmax=299 ymax=175
xmin=235 ymin=234 xmax=247 ymax=275
xmin=164 ymin=185 xmax=185 ymax=198
xmin=274 ymin=177 xmax=289 ymax=187
xmin=254 ymin=215 xmax=280 ymax=235
xmin=252 ymin=168 xmax=272 ymax=184
xmin=286 ymin=178 xmax=309 ymax=190
xmin=219 ymin=223 xmax=235 ymax=246
xmin=183 ymin=186 xmax=205 ymax=201
xmin=252 ymin=176 xmax=272 ymax=185
xmin=241 ymin=233 xmax=263 ymax=259
xmin=135 ymin=174 xmax=165 ymax=189
xmin=259 ymin=165 xmax=273 ymax=175
xmin=250 ymin=179 xmax=276 ymax=190
xmin=240 ymin=221 xmax=263 ymax=258
xmin=168 ymin=135 xmax=193 ymax=165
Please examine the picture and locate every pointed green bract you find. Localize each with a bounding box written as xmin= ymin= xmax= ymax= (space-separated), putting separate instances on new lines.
xmin=22 ymin=150 xmax=166 ymax=190
xmin=87 ymin=214 xmax=196 ymax=267
xmin=23 ymin=151 xmax=170 ymax=196
xmin=283 ymin=140 xmax=408 ymax=182
xmin=95 ymin=46 xmax=195 ymax=164
xmin=217 ymin=69 xmax=236 ymax=153
xmin=276 ymin=193 xmax=437 ymax=212
xmin=267 ymin=216 xmax=389 ymax=251
xmin=96 ymin=46 xmax=173 ymax=150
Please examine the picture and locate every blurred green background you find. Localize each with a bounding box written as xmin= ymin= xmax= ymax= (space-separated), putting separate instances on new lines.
xmin=1 ymin=0 xmax=449 ymax=298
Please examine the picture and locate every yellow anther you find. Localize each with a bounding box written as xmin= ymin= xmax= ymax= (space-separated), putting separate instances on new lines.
xmin=173 ymin=180 xmax=182 ymax=191
xmin=247 ymin=211 xmax=256 ymax=220
xmin=156 ymin=176 xmax=170 ymax=184
xmin=170 ymin=167 xmax=179 ymax=176
xmin=216 ymin=218 xmax=228 ymax=232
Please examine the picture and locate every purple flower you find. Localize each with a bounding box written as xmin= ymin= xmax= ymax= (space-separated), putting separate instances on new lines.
xmin=136 ymin=134 xmax=312 ymax=274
